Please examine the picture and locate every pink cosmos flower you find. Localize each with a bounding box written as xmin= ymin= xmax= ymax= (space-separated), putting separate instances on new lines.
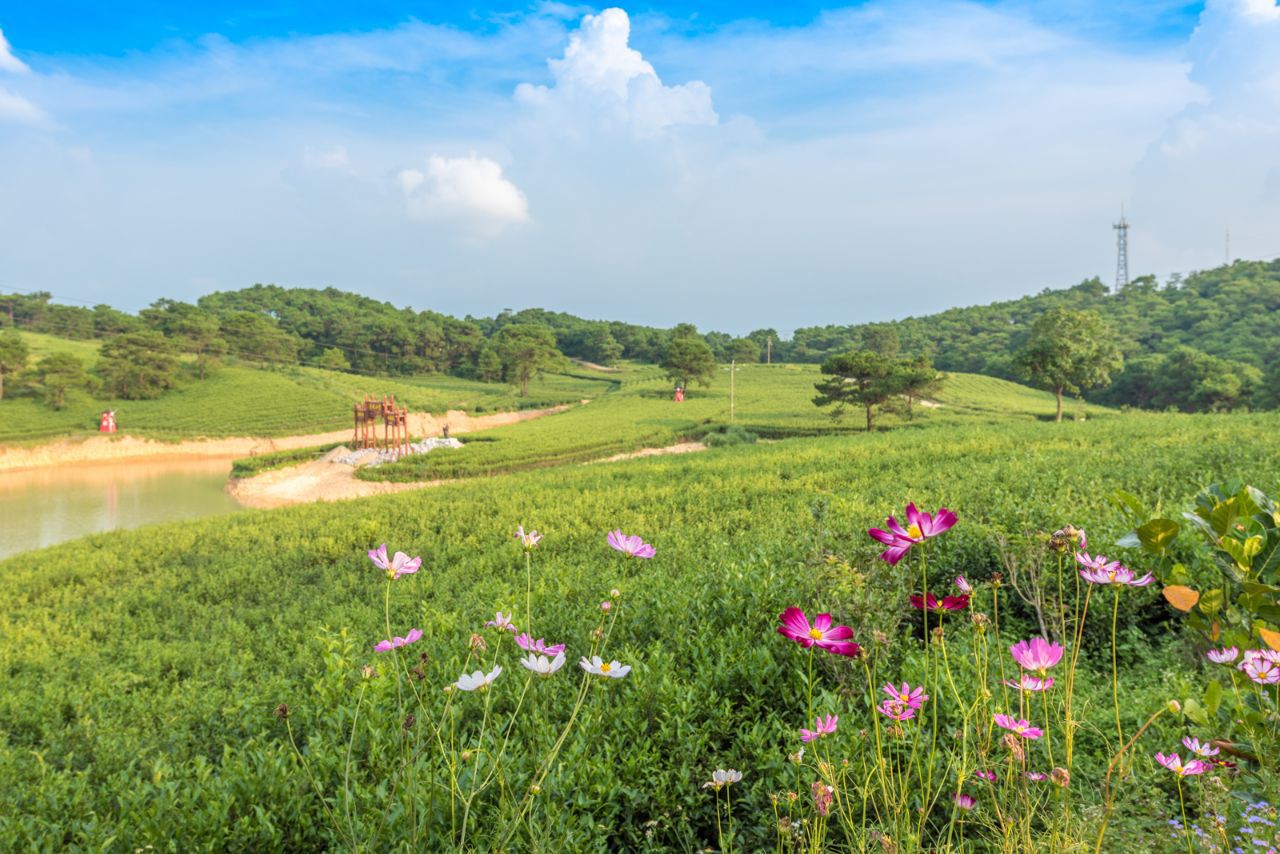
xmin=800 ymin=714 xmax=839 ymax=742
xmin=777 ymin=608 xmax=861 ymax=657
xmin=1240 ymin=648 xmax=1280 ymax=667
xmin=484 ymin=611 xmax=517 ymax=633
xmin=954 ymin=793 xmax=976 ymax=811
xmin=954 ymin=576 xmax=972 ymax=594
xmin=1182 ymin=737 xmax=1219 ymax=758
xmin=1025 ymin=772 xmax=1047 ymax=782
xmin=994 ymin=714 xmax=1043 ymax=740
xmin=1242 ymin=655 xmax=1280 ymax=685
xmin=878 ymin=699 xmax=917 ymax=722
xmin=909 ymin=593 xmax=970 ymax=612
xmin=1155 ymin=752 xmax=1211 ymax=777
xmin=974 ymin=770 xmax=997 ymax=783
xmin=1206 ymin=646 xmax=1239 ymax=664
xmin=515 ymin=526 xmax=542 ymax=550
xmin=1009 ymin=637 xmax=1064 ymax=675
xmin=1075 ymin=552 xmax=1154 ymax=587
xmin=607 ymin=529 xmax=655 ymax=559
xmin=882 ymin=682 xmax=929 ymax=710
xmin=515 ymin=633 xmax=565 ymax=656
xmin=1004 ymin=674 xmax=1055 ymax=692
xmin=868 ymin=502 xmax=958 ymax=565
xmin=368 ymin=544 xmax=422 ymax=580
xmin=374 ymin=628 xmax=423 ymax=652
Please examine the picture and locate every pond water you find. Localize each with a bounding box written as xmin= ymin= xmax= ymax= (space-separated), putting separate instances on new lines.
xmin=0 ymin=458 xmax=245 ymax=561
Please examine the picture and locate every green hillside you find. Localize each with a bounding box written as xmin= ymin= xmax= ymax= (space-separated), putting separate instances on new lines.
xmin=789 ymin=259 xmax=1280 ymax=410
xmin=1 ymin=401 xmax=1277 ymax=848
xmin=0 ymin=331 xmax=616 ymax=443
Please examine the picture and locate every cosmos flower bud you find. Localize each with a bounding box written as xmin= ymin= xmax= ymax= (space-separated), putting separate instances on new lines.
xmin=610 ymin=588 xmax=621 ymax=599
xmin=1168 ymin=700 xmax=1182 ymax=714
xmin=601 ymin=601 xmax=612 ymax=612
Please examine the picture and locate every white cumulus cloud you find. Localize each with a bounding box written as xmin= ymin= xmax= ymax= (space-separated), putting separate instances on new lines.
xmin=397 ymin=154 xmax=529 ymax=241
xmin=0 ymin=87 xmax=44 ymax=124
xmin=515 ymin=7 xmax=717 ymax=136
xmin=0 ymin=27 xmax=29 ymax=75
xmin=1133 ymin=0 xmax=1280 ymax=266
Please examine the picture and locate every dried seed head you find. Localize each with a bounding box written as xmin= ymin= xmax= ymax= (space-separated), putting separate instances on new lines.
xmin=1050 ymin=767 xmax=1070 ymax=788
xmin=403 ymin=714 xmax=415 ymax=731
xmin=469 ymin=633 xmax=487 ymax=651
xmin=1002 ymin=732 xmax=1025 ymax=761
xmin=592 ymin=627 xmax=605 ymax=641
xmin=273 ymin=703 xmax=290 ymax=720
xmin=530 ymin=784 xmax=542 ymax=795
xmin=872 ymin=630 xmax=890 ymax=646
xmin=361 ymin=665 xmax=377 ymax=679
xmin=971 ymin=612 xmax=990 ymax=628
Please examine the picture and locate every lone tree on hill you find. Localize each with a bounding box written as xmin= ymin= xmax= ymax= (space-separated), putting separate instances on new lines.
xmin=1015 ymin=308 xmax=1123 ymax=422
xmin=896 ymin=356 xmax=944 ymax=420
xmin=814 ymin=350 xmax=915 ymax=432
xmin=98 ymin=331 xmax=181 ymax=400
xmin=496 ymin=323 xmax=562 ymax=396
xmin=661 ymin=326 xmax=716 ymax=393
xmin=0 ymin=330 xmax=29 ymax=401
xmin=34 ymin=352 xmax=90 ymax=410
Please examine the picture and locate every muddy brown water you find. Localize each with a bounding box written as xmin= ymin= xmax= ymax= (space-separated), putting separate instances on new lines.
xmin=0 ymin=457 xmax=245 ymax=561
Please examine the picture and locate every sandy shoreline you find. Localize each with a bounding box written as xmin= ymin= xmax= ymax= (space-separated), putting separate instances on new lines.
xmin=0 ymin=406 xmax=573 ymax=473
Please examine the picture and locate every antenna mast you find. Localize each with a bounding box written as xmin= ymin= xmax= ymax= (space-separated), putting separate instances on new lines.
xmin=1113 ymin=207 xmax=1130 ymax=291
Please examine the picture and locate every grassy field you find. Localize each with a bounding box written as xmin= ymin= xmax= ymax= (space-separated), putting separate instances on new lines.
xmin=0 ymin=332 xmax=617 ymax=443
xmin=2 ymin=372 xmax=1276 ymax=848
xmin=364 ymin=365 xmax=1102 ymax=481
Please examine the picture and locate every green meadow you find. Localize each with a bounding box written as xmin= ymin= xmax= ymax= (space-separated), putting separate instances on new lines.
xmin=1 ymin=355 xmax=1276 ymax=850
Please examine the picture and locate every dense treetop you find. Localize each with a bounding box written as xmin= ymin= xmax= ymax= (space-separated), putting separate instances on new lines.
xmin=1 ymin=258 xmax=1277 ymax=411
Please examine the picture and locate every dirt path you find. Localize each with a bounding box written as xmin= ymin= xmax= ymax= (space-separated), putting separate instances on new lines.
xmin=0 ymin=405 xmax=572 ymax=472
xmin=593 ymin=442 xmax=707 ymax=463
xmin=232 ymin=439 xmax=709 ymax=510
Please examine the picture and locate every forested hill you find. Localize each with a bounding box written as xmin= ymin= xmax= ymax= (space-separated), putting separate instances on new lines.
xmin=787 ymin=260 xmax=1280 ymax=409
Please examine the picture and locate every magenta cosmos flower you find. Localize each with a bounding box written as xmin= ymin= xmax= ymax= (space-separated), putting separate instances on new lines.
xmin=878 ymin=699 xmax=917 ymax=722
xmin=1155 ymin=752 xmax=1210 ymax=777
xmin=882 ymin=681 xmax=929 ymax=710
xmin=515 ymin=633 xmax=565 ymax=656
xmin=607 ymin=529 xmax=655 ymax=559
xmin=374 ymin=628 xmax=423 ymax=652
xmin=1206 ymin=646 xmax=1239 ymax=664
xmin=800 ymin=714 xmax=839 ymax=742
xmin=954 ymin=576 xmax=973 ymax=594
xmin=368 ymin=544 xmax=422 ymax=579
xmin=910 ymin=593 xmax=970 ymax=612
xmin=954 ymin=793 xmax=976 ymax=811
xmin=868 ymin=502 xmax=958 ymax=565
xmin=1010 ymin=637 xmax=1064 ymax=675
xmin=1024 ymin=772 xmax=1047 ymax=782
xmin=974 ymin=770 xmax=997 ymax=783
xmin=777 ymin=608 xmax=861 ymax=657
xmin=994 ymin=714 xmax=1043 ymax=740
xmin=1075 ymin=551 xmax=1153 ymax=587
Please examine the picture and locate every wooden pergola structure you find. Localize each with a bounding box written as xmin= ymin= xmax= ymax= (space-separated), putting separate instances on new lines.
xmin=353 ymin=394 xmax=410 ymax=458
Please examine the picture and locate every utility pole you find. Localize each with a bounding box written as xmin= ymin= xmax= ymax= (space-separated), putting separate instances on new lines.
xmin=1113 ymin=206 xmax=1130 ymax=292
xmin=730 ymin=359 xmax=735 ymax=422
xmin=766 ymin=336 xmax=772 ymax=365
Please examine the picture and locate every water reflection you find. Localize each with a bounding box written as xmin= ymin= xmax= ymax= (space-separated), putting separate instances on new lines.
xmin=0 ymin=457 xmax=245 ymax=561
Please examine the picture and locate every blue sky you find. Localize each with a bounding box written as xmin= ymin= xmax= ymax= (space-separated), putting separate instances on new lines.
xmin=1 ymin=1 xmax=1277 ymax=334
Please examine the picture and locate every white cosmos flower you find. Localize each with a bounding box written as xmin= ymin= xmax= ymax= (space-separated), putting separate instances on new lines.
xmin=703 ymin=768 xmax=743 ymax=790
xmin=580 ymin=655 xmax=631 ymax=679
xmin=520 ymin=652 xmax=566 ymax=676
xmin=454 ymin=665 xmax=502 ymax=692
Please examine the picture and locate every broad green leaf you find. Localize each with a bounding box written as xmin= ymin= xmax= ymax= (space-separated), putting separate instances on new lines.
xmin=1204 ymin=680 xmax=1223 ymax=717
xmin=1135 ymin=518 xmax=1179 ymax=555
xmin=1198 ymin=588 xmax=1224 ymax=615
xmin=1183 ymin=697 xmax=1208 ymax=726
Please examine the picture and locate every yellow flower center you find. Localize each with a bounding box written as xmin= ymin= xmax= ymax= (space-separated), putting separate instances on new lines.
xmin=809 ymin=628 xmax=824 ymax=640
xmin=906 ymin=524 xmax=923 ymax=539
xmin=1106 ymin=569 xmax=1117 ymax=581
xmin=600 ymin=663 xmax=612 ymax=673
xmin=899 ymin=692 xmax=910 ymax=702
